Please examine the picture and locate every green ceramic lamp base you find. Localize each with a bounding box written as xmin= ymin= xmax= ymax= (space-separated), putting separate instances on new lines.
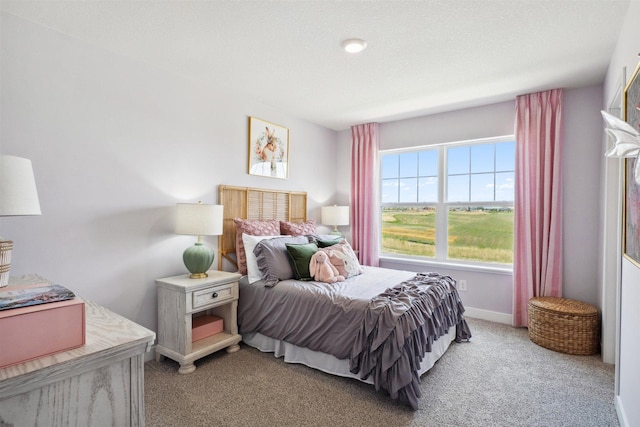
xmin=183 ymin=241 xmax=214 ymax=279
xmin=329 ymin=227 xmax=343 ymax=237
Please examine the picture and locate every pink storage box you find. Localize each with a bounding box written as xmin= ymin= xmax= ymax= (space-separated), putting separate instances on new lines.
xmin=192 ymin=315 xmax=223 ymax=342
xmin=0 ymin=298 xmax=86 ymax=369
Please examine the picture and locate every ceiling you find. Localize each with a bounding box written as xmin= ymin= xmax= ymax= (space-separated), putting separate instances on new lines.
xmin=0 ymin=0 xmax=631 ymax=131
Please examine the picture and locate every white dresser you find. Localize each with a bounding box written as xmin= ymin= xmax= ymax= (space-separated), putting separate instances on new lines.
xmin=0 ymin=275 xmax=155 ymax=426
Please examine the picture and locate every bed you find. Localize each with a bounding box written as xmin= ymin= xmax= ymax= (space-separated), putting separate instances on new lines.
xmin=218 ymin=185 xmax=471 ymax=409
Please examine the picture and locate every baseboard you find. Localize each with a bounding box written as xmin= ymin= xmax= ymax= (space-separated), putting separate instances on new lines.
xmin=464 ymin=307 xmax=512 ymax=325
xmin=616 ymin=394 xmax=628 ymax=427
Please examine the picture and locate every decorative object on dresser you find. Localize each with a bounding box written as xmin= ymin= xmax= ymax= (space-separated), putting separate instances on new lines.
xmin=0 ymin=274 xmax=155 ymax=426
xmin=0 ymin=155 xmax=42 ymax=287
xmin=0 ymin=300 xmax=85 ymax=369
xmin=248 ymin=116 xmax=290 ymax=179
xmin=0 ymin=280 xmax=83 ymax=369
xmin=321 ymin=205 xmax=349 ymax=236
xmin=175 ymin=201 xmax=224 ymax=278
xmin=0 ymin=282 xmax=75 ymax=310
xmin=155 ymin=270 xmax=242 ymax=374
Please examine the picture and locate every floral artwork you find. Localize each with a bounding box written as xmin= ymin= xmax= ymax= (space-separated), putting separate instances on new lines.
xmin=624 ymin=60 xmax=640 ymax=266
xmin=248 ymin=117 xmax=289 ymax=179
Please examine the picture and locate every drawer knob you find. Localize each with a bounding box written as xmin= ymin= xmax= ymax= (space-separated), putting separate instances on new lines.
xmin=212 ymin=292 xmax=218 ymax=298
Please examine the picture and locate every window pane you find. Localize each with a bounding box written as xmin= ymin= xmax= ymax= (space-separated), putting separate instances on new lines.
xmin=418 ymin=177 xmax=438 ymax=202
xmin=418 ymin=150 xmax=437 ymax=177
xmin=447 ymin=175 xmax=469 ymax=202
xmin=448 ymin=207 xmax=514 ymax=264
xmin=381 ymin=179 xmax=399 ymax=203
xmin=381 ymin=138 xmax=515 ymax=267
xmin=447 ymin=146 xmax=469 ymax=175
xmin=381 ymin=207 xmax=436 ymax=258
xmin=495 ymin=172 xmax=515 ymax=201
xmin=399 ymin=178 xmax=418 ymax=203
xmin=471 ymin=144 xmax=494 ymax=173
xmin=381 ymin=155 xmax=399 ymax=179
xmin=399 ymin=152 xmax=418 ymax=178
xmin=470 ymin=173 xmax=494 ymax=202
xmin=496 ymin=141 xmax=515 ymax=171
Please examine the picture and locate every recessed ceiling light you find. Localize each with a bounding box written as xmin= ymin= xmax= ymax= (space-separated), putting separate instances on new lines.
xmin=341 ymin=38 xmax=367 ymax=54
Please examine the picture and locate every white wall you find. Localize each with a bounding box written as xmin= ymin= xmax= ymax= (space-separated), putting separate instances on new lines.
xmin=337 ymin=89 xmax=604 ymax=321
xmin=0 ymin=12 xmax=338 ymax=333
xmin=562 ymin=85 xmax=604 ymax=304
xmin=603 ymin=2 xmax=640 ymax=425
xmin=378 ymin=101 xmax=515 ymax=150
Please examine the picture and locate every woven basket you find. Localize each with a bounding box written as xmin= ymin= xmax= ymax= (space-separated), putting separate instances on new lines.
xmin=0 ymin=240 xmax=13 ymax=287
xmin=528 ymin=297 xmax=599 ymax=355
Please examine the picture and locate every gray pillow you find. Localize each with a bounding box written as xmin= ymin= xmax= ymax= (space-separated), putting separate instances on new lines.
xmin=254 ymin=235 xmax=309 ymax=287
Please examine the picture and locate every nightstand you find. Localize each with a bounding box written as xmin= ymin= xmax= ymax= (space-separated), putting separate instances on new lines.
xmin=155 ymin=270 xmax=242 ymax=374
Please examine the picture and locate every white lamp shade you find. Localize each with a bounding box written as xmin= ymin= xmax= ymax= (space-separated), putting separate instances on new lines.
xmin=321 ymin=205 xmax=350 ymax=226
xmin=0 ymin=155 xmax=41 ymax=216
xmin=175 ymin=203 xmax=223 ymax=236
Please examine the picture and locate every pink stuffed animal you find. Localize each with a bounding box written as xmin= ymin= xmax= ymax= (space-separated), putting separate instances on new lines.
xmin=309 ymin=251 xmax=345 ymax=283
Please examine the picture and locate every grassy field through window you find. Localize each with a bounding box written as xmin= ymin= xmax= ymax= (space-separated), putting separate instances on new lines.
xmin=381 ymin=207 xmax=514 ymax=264
xmin=382 ymin=208 xmax=437 ymax=257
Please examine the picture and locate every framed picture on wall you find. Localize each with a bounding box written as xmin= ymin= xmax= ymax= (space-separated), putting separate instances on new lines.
xmin=247 ymin=116 xmax=289 ymax=179
xmin=623 ymin=59 xmax=640 ymax=267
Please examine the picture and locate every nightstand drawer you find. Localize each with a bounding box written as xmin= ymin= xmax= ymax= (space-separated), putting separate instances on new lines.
xmin=192 ymin=283 xmax=234 ymax=309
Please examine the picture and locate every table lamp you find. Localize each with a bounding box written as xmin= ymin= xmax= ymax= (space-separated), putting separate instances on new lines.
xmin=321 ymin=205 xmax=350 ymax=236
xmin=175 ymin=202 xmax=223 ymax=279
xmin=0 ymin=155 xmax=42 ymax=287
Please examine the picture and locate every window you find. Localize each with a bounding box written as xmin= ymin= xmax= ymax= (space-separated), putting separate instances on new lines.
xmin=381 ymin=137 xmax=515 ymax=265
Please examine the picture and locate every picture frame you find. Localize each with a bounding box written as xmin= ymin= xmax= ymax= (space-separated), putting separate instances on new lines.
xmin=607 ymin=66 xmax=625 ymax=398
xmin=623 ymin=60 xmax=640 ymax=267
xmin=247 ymin=116 xmax=289 ymax=179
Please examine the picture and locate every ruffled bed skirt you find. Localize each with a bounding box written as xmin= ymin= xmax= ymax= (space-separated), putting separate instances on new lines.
xmin=350 ymin=272 xmax=472 ymax=410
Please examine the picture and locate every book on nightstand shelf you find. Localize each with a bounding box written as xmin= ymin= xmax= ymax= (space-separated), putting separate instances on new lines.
xmin=192 ymin=315 xmax=224 ymax=342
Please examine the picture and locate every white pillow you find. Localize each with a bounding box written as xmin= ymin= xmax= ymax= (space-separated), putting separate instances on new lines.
xmin=242 ymin=233 xmax=280 ymax=284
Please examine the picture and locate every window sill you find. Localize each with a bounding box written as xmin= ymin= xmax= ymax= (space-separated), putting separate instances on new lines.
xmin=379 ymin=255 xmax=513 ymax=276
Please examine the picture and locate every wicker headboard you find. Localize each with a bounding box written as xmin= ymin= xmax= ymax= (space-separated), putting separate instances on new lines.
xmin=217 ymin=185 xmax=307 ymax=270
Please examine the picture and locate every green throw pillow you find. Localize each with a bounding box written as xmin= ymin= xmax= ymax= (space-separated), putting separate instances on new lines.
xmin=285 ymin=242 xmax=319 ymax=280
xmin=315 ymin=236 xmax=344 ymax=248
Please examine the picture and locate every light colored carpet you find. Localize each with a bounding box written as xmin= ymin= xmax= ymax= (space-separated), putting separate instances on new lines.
xmin=144 ymin=318 xmax=618 ymax=427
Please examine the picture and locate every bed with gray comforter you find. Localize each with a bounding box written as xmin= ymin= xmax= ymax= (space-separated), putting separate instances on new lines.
xmin=238 ymin=266 xmax=471 ymax=409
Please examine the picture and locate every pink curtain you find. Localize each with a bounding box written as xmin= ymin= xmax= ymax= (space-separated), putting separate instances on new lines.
xmin=350 ymin=123 xmax=380 ymax=266
xmin=513 ymin=89 xmax=563 ymax=327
